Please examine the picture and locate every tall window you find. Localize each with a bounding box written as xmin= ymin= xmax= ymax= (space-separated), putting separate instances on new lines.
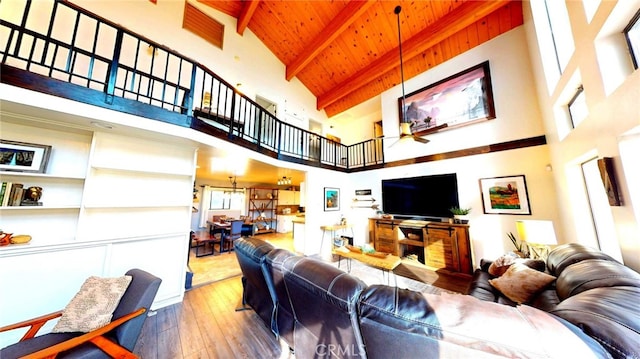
xmin=530 ymin=0 xmax=575 ymax=92
xmin=624 ymin=9 xmax=640 ymax=69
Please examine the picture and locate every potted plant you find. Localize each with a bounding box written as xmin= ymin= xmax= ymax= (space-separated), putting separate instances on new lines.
xmin=507 ymin=232 xmax=528 ymax=258
xmin=449 ymin=207 xmax=471 ymax=224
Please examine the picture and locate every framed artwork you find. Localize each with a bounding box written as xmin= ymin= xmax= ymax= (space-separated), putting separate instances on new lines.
xmin=479 ymin=175 xmax=531 ymax=215
xmin=398 ymin=61 xmax=495 ymax=136
xmin=597 ymin=157 xmax=621 ymax=206
xmin=324 ymin=187 xmax=340 ymax=211
xmin=0 ymin=140 xmax=52 ymax=173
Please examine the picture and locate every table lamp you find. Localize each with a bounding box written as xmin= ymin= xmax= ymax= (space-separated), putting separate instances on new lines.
xmin=516 ymin=220 xmax=558 ymax=260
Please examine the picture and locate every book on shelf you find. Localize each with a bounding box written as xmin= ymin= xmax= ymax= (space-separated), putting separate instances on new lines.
xmin=1 ymin=182 xmax=13 ymax=206
xmin=0 ymin=182 xmax=7 ymax=205
xmin=0 ymin=182 xmax=26 ymax=206
xmin=9 ymin=184 xmax=24 ymax=206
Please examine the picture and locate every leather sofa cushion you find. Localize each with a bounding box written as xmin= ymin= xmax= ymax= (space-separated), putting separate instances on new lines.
xmin=556 ymin=259 xmax=640 ymax=300
xmin=264 ymin=248 xmax=297 ymax=346
xmin=234 ymin=237 xmax=276 ymax=333
xmin=550 ymin=286 xmax=640 ymax=359
xmin=359 ymin=285 xmax=611 ymax=358
xmin=283 ymin=256 xmax=367 ymax=358
xmin=547 ymin=243 xmax=617 ymax=276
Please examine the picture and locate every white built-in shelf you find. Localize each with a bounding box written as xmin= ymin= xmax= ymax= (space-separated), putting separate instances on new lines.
xmin=90 ymin=165 xmax=193 ymax=177
xmin=82 ymin=203 xmax=192 ymax=209
xmin=0 ymin=171 xmax=85 ymax=180
xmin=0 ymin=205 xmax=81 ymax=211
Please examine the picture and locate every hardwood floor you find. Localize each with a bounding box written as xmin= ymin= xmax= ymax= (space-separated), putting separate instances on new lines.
xmin=136 ymin=232 xmax=471 ymax=358
xmin=134 ymin=275 xmax=288 ymax=359
xmin=188 ymin=231 xmax=294 ymax=288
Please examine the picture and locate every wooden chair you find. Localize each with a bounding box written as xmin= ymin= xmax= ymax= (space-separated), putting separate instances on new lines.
xmin=0 ymin=269 xmax=162 ymax=358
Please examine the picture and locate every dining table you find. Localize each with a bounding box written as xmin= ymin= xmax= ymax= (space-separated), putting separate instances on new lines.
xmin=206 ymin=220 xmax=232 ymax=253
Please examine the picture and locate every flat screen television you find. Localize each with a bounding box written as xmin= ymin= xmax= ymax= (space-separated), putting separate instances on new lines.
xmin=381 ymin=173 xmax=459 ymax=220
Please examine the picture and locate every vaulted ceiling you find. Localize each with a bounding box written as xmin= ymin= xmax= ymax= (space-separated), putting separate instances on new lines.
xmin=198 ymin=0 xmax=523 ymax=118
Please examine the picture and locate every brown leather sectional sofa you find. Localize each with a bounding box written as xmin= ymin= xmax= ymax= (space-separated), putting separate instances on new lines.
xmin=235 ymin=237 xmax=637 ymax=358
xmin=467 ymin=242 xmax=640 ymax=358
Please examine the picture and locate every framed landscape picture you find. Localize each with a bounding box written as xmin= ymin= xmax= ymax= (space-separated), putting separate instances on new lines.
xmin=398 ymin=61 xmax=495 ymax=136
xmin=324 ymin=187 xmax=340 ymax=211
xmin=479 ymin=175 xmax=531 ymax=215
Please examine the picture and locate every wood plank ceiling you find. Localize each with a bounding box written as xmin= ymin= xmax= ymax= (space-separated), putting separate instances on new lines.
xmin=197 ymin=0 xmax=523 ymax=118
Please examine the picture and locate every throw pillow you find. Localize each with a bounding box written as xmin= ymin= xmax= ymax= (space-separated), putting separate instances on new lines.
xmin=489 ymin=263 xmax=556 ymax=304
xmin=52 ymin=275 xmax=132 ymax=333
xmin=487 ymin=253 xmax=518 ymax=277
xmin=517 ymin=258 xmax=546 ymax=272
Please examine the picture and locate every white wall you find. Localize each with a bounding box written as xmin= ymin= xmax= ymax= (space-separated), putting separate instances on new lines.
xmin=346 ymin=144 xmax=556 ymax=267
xmin=311 ymin=26 xmax=558 ymax=265
xmin=523 ymin=0 xmax=640 ymax=271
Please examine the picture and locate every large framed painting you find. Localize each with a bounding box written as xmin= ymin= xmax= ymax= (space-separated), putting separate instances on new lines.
xmin=0 ymin=140 xmax=52 ymax=173
xmin=479 ymin=175 xmax=531 ymax=215
xmin=324 ymin=187 xmax=340 ymax=211
xmin=398 ymin=61 xmax=495 ymax=136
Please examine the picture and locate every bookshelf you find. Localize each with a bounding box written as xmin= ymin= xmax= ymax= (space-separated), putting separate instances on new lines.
xmin=248 ymin=187 xmax=278 ymax=234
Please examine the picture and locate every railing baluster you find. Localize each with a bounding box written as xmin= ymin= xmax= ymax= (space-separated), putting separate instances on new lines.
xmin=105 ymin=30 xmax=123 ymax=104
xmin=185 ymin=64 xmax=196 ymax=119
xmin=13 ymin=0 xmax=31 ymax=58
xmin=86 ymin=21 xmax=100 ymax=87
xmin=42 ymin=0 xmax=58 ymax=64
xmin=66 ymin=11 xmax=81 ymax=81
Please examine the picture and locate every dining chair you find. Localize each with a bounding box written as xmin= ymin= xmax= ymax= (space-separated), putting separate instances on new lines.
xmin=222 ymin=220 xmax=244 ymax=253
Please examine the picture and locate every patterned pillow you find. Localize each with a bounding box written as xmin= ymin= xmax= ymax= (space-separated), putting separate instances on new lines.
xmin=52 ymin=275 xmax=132 ymax=333
xmin=489 ymin=263 xmax=556 ymax=304
xmin=488 ymin=253 xmax=518 ymax=276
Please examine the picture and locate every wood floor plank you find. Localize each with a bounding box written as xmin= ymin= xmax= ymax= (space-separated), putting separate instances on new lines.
xmin=157 ymin=325 xmax=183 ymax=359
xmin=189 ymin=281 xmax=239 ymax=358
xmin=133 ymin=310 xmax=158 ymax=358
xmin=176 ymin=294 xmax=207 ymax=357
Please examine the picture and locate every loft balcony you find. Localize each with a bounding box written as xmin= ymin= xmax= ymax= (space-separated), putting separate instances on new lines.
xmin=0 ymin=0 xmax=384 ymax=172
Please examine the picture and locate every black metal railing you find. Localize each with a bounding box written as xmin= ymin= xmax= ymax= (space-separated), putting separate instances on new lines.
xmin=0 ymin=0 xmax=384 ymax=170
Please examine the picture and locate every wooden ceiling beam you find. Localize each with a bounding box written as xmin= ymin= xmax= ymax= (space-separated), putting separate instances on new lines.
xmin=285 ymin=0 xmax=375 ymax=81
xmin=316 ymin=0 xmax=513 ymax=111
xmin=237 ymin=0 xmax=260 ymax=35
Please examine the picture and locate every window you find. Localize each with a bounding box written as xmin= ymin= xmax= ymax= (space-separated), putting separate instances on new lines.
xmin=568 ymin=85 xmax=588 ymax=128
xmin=530 ymin=0 xmax=575 ymax=92
xmin=209 ymin=188 xmax=244 ymax=210
xmin=624 ymin=9 xmax=640 ymax=69
xmin=545 ymin=0 xmax=575 ymax=73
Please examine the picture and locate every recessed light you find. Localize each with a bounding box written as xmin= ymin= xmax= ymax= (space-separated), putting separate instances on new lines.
xmin=91 ymin=122 xmax=113 ymax=129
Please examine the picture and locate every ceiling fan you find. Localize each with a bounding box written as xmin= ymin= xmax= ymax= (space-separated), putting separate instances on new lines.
xmin=391 ymin=5 xmax=447 ymax=145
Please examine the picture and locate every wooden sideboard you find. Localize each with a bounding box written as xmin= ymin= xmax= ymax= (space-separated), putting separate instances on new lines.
xmin=369 ymin=218 xmax=473 ymax=276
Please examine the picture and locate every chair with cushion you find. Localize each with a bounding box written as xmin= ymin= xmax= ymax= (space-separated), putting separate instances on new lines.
xmin=221 ymin=220 xmax=244 ymax=253
xmin=0 ymin=268 xmax=162 ymax=358
xmin=234 ymin=237 xmax=277 ymax=331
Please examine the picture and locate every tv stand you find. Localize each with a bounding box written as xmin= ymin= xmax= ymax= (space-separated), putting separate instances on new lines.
xmin=368 ymin=218 xmax=472 ymax=276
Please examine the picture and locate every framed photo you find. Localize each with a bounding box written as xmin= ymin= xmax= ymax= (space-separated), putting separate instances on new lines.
xmin=0 ymin=140 xmax=51 ymax=173
xmin=324 ymin=187 xmax=340 ymax=211
xmin=479 ymin=175 xmax=531 ymax=215
xmin=398 ymin=61 xmax=495 ymax=136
